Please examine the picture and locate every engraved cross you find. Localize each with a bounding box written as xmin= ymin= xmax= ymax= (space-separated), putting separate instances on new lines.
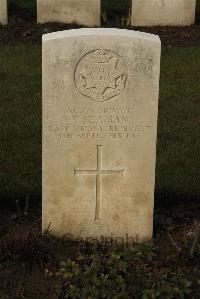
xmin=74 ymin=145 xmax=124 ymax=221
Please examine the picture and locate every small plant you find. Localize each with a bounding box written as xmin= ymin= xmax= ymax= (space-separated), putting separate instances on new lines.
xmin=167 ymin=221 xmax=200 ymax=260
xmin=184 ymin=222 xmax=200 ymax=260
xmin=56 ymin=245 xmax=192 ymax=299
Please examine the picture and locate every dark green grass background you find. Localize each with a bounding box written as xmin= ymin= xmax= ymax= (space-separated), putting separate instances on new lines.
xmin=0 ymin=46 xmax=200 ymax=200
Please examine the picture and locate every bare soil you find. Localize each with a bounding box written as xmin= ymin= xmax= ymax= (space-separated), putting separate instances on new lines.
xmin=1 ymin=21 xmax=200 ymax=47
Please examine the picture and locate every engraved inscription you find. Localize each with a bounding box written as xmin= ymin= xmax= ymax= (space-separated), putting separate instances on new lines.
xmin=75 ymin=49 xmax=127 ymax=102
xmin=74 ymin=145 xmax=124 ymax=221
xmin=48 ymin=105 xmax=152 ymax=141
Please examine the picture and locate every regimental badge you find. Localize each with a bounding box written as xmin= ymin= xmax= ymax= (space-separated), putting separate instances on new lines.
xmin=75 ymin=49 xmax=127 ymax=102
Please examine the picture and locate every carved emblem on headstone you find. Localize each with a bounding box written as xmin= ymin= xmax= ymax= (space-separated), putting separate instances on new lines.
xmin=75 ymin=49 xmax=127 ymax=102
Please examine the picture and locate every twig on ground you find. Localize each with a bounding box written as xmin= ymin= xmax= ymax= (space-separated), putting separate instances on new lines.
xmin=190 ymin=222 xmax=200 ymax=258
xmin=24 ymin=194 xmax=29 ymax=216
xmin=167 ymin=230 xmax=182 ymax=253
xmin=16 ymin=199 xmax=21 ymax=217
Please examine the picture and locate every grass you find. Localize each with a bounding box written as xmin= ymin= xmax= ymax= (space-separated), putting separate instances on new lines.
xmin=8 ymin=0 xmax=36 ymax=8
xmin=102 ymin=0 xmax=130 ymax=13
xmin=0 ymin=45 xmax=41 ymax=199
xmin=157 ymin=47 xmax=200 ymax=198
xmin=0 ymin=45 xmax=200 ymax=201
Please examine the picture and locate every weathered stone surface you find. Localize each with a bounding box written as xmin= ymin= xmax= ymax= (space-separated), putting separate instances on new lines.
xmin=132 ymin=0 xmax=196 ymax=26
xmin=0 ymin=0 xmax=7 ymax=25
xmin=42 ymin=28 xmax=161 ymax=242
xmin=37 ymin=0 xmax=100 ymax=26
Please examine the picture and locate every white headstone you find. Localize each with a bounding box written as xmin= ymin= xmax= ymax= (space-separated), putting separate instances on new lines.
xmin=37 ymin=0 xmax=100 ymax=27
xmin=42 ymin=28 xmax=161 ymax=242
xmin=0 ymin=0 xmax=7 ymax=25
xmin=132 ymin=0 xmax=196 ymax=26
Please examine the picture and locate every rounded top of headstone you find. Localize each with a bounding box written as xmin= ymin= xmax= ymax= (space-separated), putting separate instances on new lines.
xmin=42 ymin=28 xmax=161 ymax=44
